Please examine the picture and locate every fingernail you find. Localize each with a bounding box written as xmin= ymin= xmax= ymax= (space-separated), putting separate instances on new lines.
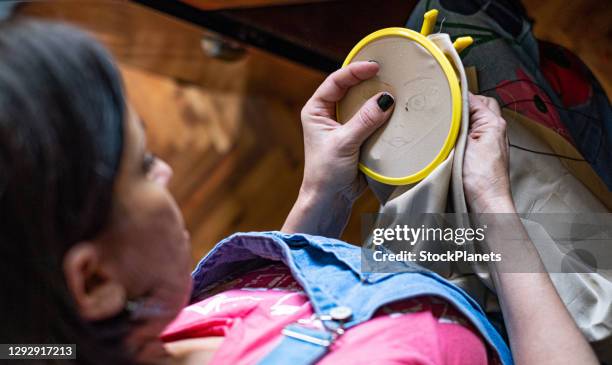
xmin=377 ymin=93 xmax=394 ymax=111
xmin=368 ymin=59 xmax=378 ymax=64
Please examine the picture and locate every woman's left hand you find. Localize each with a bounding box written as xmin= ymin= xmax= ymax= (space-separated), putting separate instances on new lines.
xmin=283 ymin=61 xmax=395 ymax=237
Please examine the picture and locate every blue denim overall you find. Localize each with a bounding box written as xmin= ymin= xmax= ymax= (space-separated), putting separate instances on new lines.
xmin=191 ymin=232 xmax=513 ymax=365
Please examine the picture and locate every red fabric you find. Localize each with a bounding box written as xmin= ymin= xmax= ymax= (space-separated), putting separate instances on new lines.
xmin=539 ymin=41 xmax=592 ymax=108
xmin=496 ymin=68 xmax=572 ymax=142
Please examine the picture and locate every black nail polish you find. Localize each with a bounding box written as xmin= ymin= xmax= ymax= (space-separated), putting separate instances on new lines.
xmin=377 ymin=93 xmax=394 ymax=111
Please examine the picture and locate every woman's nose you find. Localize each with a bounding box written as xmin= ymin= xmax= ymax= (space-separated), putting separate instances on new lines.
xmin=149 ymin=158 xmax=173 ymax=186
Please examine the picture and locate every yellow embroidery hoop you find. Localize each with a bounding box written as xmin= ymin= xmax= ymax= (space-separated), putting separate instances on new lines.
xmin=337 ymin=10 xmax=471 ymax=186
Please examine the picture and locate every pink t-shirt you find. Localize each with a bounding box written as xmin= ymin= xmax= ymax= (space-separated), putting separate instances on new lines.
xmin=162 ymin=264 xmax=497 ymax=365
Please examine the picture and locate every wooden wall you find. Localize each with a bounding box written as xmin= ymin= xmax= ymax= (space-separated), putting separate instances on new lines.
xmin=17 ymin=0 xmax=611 ymax=264
xmin=19 ymin=1 xmax=344 ymax=263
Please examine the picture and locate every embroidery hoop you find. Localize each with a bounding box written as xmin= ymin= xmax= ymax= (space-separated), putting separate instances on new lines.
xmin=337 ymin=10 xmax=470 ymax=186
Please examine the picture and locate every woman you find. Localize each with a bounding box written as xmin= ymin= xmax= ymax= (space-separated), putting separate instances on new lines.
xmin=0 ymin=17 xmax=597 ymax=365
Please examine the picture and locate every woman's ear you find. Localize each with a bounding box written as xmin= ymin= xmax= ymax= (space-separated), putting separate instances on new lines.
xmin=63 ymin=242 xmax=127 ymax=321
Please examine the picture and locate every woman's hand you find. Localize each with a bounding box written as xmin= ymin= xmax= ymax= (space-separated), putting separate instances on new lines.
xmin=300 ymin=61 xmax=395 ymax=202
xmin=463 ymin=93 xmax=513 ymax=213
xmin=283 ymin=61 xmax=394 ymax=237
xmin=464 ymin=94 xmax=598 ymax=365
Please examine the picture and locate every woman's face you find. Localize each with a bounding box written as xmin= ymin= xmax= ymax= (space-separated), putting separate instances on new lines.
xmin=113 ymin=108 xmax=193 ymax=354
xmin=65 ymin=107 xmax=193 ymax=360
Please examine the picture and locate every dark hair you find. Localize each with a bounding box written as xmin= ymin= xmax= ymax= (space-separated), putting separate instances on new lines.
xmin=0 ymin=19 xmax=130 ymax=364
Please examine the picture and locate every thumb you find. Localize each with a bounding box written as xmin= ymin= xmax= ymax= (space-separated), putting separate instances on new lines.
xmin=342 ymin=92 xmax=394 ymax=145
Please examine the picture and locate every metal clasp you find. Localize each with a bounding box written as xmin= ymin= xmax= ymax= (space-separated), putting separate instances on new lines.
xmin=284 ymin=306 xmax=353 ymax=347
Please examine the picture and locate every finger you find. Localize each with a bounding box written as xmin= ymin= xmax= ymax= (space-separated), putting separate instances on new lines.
xmin=311 ymin=61 xmax=379 ymax=107
xmin=482 ymin=96 xmax=502 ymax=116
xmin=342 ymin=92 xmax=395 ymax=146
xmin=469 ymin=93 xmax=502 ymax=118
xmin=468 ymin=92 xmax=485 ymax=109
xmin=468 ymin=93 xmax=498 ymax=123
xmin=468 ymin=93 xmax=489 ymax=121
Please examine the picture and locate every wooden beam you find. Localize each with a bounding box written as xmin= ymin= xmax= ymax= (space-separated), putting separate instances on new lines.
xmin=18 ymin=0 xmax=324 ymax=104
xmin=180 ymin=0 xmax=329 ymax=10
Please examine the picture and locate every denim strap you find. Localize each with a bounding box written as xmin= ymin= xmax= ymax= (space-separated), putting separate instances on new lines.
xmin=256 ymin=324 xmax=334 ymax=365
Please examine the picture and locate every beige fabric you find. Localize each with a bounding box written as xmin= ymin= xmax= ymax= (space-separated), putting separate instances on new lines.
xmin=366 ymin=33 xmax=612 ymax=342
xmin=509 ymin=110 xmax=612 ymax=211
xmin=367 ymin=33 xmax=468 ymax=211
xmin=337 ymin=35 xmax=455 ymax=180
xmin=367 ymin=34 xmax=468 ymax=214
xmin=503 ymin=110 xmax=612 ymax=341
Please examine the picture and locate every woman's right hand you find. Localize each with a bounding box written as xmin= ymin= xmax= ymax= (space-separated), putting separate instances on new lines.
xmin=298 ymin=61 xmax=394 ymax=205
xmin=283 ymin=61 xmax=394 ymax=237
xmin=463 ymin=93 xmax=513 ymax=213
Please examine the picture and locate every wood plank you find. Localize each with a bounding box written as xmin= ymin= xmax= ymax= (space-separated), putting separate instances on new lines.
xmin=181 ymin=0 xmax=329 ymax=10
xmin=19 ymin=0 xmax=325 ymax=105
